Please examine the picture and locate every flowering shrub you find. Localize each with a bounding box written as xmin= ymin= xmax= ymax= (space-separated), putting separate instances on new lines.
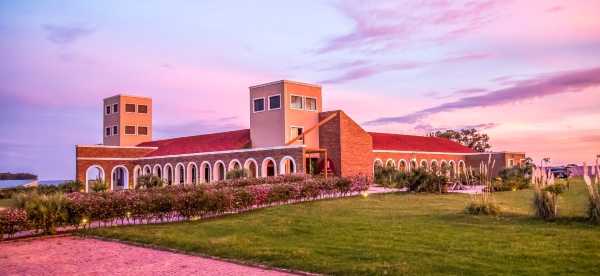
xmin=1 ymin=175 xmax=371 ymax=239
xmin=0 ymin=208 xmax=28 ymax=238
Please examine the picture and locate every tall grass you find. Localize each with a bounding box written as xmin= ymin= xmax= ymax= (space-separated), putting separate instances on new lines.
xmin=465 ymin=155 xmax=500 ymax=216
xmin=583 ymin=162 xmax=600 ymax=224
xmin=531 ymin=166 xmax=565 ymax=220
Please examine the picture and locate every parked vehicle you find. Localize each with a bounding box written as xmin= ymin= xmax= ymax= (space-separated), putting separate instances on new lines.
xmin=549 ymin=167 xmax=569 ymax=178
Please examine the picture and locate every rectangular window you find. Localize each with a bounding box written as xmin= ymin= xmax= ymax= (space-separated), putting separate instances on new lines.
xmin=306 ymin=97 xmax=317 ymax=111
xmin=253 ymin=98 xmax=265 ymax=112
xmin=105 ymin=127 xmax=111 ymax=136
xmin=125 ymin=125 xmax=136 ymax=135
xmin=290 ymin=95 xmax=304 ymax=110
xmin=105 ymin=105 xmax=111 ymax=115
xmin=291 ymin=126 xmax=304 ymax=142
xmin=113 ymin=103 xmax=119 ymax=113
xmin=113 ymin=125 xmax=118 ymax=135
xmin=508 ymin=159 xmax=514 ymax=167
xmin=137 ymin=105 xmax=148 ymax=113
xmin=125 ymin=104 xmax=136 ymax=112
xmin=268 ymin=95 xmax=281 ymax=110
xmin=138 ymin=126 xmax=148 ymax=135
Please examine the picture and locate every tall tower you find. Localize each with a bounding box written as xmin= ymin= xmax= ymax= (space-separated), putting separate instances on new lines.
xmin=103 ymin=95 xmax=152 ymax=146
xmin=249 ymin=80 xmax=322 ymax=149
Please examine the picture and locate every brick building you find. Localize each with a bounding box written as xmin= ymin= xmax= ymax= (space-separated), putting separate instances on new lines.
xmin=76 ymin=80 xmax=525 ymax=192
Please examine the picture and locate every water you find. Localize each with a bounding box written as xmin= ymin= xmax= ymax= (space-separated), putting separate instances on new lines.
xmin=0 ymin=179 xmax=68 ymax=189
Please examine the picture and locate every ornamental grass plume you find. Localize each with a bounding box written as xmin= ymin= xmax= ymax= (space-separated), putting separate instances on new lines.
xmin=583 ymin=162 xmax=600 ymax=224
xmin=532 ymin=165 xmax=565 ymax=220
xmin=465 ymin=155 xmax=500 ymax=216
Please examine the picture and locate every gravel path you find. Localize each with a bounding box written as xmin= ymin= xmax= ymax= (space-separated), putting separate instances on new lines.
xmin=0 ymin=236 xmax=295 ymax=276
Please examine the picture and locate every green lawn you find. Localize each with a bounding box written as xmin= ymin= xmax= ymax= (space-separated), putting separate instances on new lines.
xmin=0 ymin=198 xmax=15 ymax=208
xmin=87 ymin=179 xmax=600 ymax=275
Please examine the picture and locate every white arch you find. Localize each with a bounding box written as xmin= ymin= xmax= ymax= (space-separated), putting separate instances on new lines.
xmin=449 ymin=160 xmax=457 ymax=176
xmin=186 ymin=162 xmax=198 ymax=184
xmin=152 ymin=164 xmax=163 ymax=178
xmin=420 ymin=160 xmax=429 ymax=170
xmin=143 ymin=165 xmax=152 ymax=176
xmin=85 ymin=165 xmax=105 ymax=193
xmin=163 ymin=163 xmax=174 ymax=185
xmin=385 ymin=158 xmax=396 ymax=168
xmin=133 ymin=165 xmax=142 ymax=188
xmin=110 ymin=165 xmax=129 ymax=191
xmin=279 ymin=156 xmax=297 ymax=175
xmin=261 ymin=157 xmax=277 ymax=177
xmin=398 ymin=159 xmax=407 ymax=172
xmin=174 ymin=162 xmax=186 ymax=185
xmin=430 ymin=159 xmax=439 ymax=174
xmin=228 ymin=159 xmax=242 ymax=171
xmin=213 ymin=160 xmax=226 ymax=181
xmin=200 ymin=161 xmax=212 ymax=183
xmin=458 ymin=160 xmax=466 ymax=175
xmin=244 ymin=158 xmax=259 ymax=178
xmin=409 ymin=159 xmax=418 ymax=172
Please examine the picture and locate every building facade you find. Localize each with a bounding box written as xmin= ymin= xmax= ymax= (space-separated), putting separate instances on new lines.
xmin=75 ymin=80 xmax=525 ymax=192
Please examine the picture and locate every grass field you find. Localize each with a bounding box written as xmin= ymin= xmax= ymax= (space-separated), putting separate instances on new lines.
xmin=87 ymin=179 xmax=600 ymax=275
xmin=0 ymin=198 xmax=15 ymax=208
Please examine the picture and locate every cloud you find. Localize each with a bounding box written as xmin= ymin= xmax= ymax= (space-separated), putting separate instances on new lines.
xmin=364 ymin=66 xmax=600 ymax=125
xmin=412 ymin=122 xmax=498 ymax=133
xmin=42 ymin=24 xmax=95 ymax=44
xmin=316 ymin=0 xmax=501 ymax=54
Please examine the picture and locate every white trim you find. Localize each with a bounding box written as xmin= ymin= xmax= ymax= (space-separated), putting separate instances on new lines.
xmin=213 ymin=160 xmax=226 ymax=181
xmin=163 ymin=163 xmax=174 ymax=185
xmin=85 ymin=165 xmax=105 ymax=193
xmin=174 ymin=162 xmax=186 ymax=185
xmin=125 ymin=103 xmax=137 ymax=113
xmin=228 ymin=159 xmax=242 ymax=171
xmin=200 ymin=161 xmax=212 ymax=183
xmin=290 ymin=94 xmax=305 ymax=110
xmin=261 ymin=157 xmax=277 ymax=177
xmin=252 ymin=97 xmax=266 ymax=113
xmin=105 ymin=104 xmax=112 ymax=115
xmin=137 ymin=126 xmax=149 ymax=136
xmin=76 ymin=145 xmax=305 ymax=161
xmin=290 ymin=125 xmax=304 ymax=142
xmin=105 ymin=127 xmax=112 ymax=137
xmin=112 ymin=103 xmax=119 ymax=114
xmin=124 ymin=125 xmax=137 ymax=136
xmin=373 ymin=150 xmax=487 ymax=155
xmin=137 ymin=104 xmax=149 ymax=114
xmin=305 ymin=96 xmax=318 ymax=112
xmin=373 ymin=158 xmax=384 ymax=166
xmin=267 ymin=94 xmax=282 ymax=111
xmin=244 ymin=158 xmax=259 ymax=178
xmin=110 ymin=165 xmax=129 ymax=191
xmin=279 ymin=156 xmax=297 ymax=175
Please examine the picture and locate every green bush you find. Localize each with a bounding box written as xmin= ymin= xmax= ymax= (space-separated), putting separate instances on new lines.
xmin=496 ymin=167 xmax=530 ymax=191
xmin=136 ymin=175 xmax=164 ymax=189
xmin=16 ymin=193 xmax=69 ymax=234
xmin=405 ymin=169 xmax=448 ymax=193
xmin=90 ymin=180 xmax=109 ymax=193
xmin=465 ymin=199 xmax=501 ymax=216
xmin=226 ymin=168 xmax=249 ymax=180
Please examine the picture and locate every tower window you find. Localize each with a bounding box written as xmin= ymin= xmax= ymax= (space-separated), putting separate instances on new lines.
xmin=268 ymin=95 xmax=281 ymax=110
xmin=138 ymin=126 xmax=148 ymax=135
xmin=105 ymin=127 xmax=111 ymax=136
xmin=125 ymin=104 xmax=136 ymax=112
xmin=290 ymin=95 xmax=304 ymax=110
xmin=253 ymin=98 xmax=265 ymax=112
xmin=125 ymin=125 xmax=136 ymax=135
xmin=113 ymin=104 xmax=119 ymax=113
xmin=105 ymin=105 xmax=111 ymax=115
xmin=306 ymin=97 xmax=317 ymax=111
xmin=138 ymin=105 xmax=148 ymax=113
xmin=291 ymin=126 xmax=304 ymax=142
xmin=113 ymin=125 xmax=118 ymax=135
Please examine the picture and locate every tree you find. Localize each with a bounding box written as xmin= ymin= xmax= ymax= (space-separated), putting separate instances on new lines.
xmin=430 ymin=128 xmax=491 ymax=152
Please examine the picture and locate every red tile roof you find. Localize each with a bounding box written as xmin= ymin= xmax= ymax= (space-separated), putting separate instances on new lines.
xmin=138 ymin=129 xmax=251 ymax=157
xmin=369 ymin=132 xmax=475 ymax=153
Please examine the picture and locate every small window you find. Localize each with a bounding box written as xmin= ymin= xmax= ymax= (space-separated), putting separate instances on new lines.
xmin=138 ymin=105 xmax=148 ymax=113
xmin=105 ymin=127 xmax=111 ymax=136
xmin=125 ymin=104 xmax=136 ymax=112
xmin=253 ymin=98 xmax=265 ymax=112
xmin=125 ymin=125 xmax=136 ymax=135
xmin=291 ymin=126 xmax=304 ymax=142
xmin=113 ymin=125 xmax=118 ymax=135
xmin=105 ymin=105 xmax=111 ymax=115
xmin=138 ymin=126 xmax=148 ymax=135
xmin=508 ymin=159 xmax=514 ymax=167
xmin=268 ymin=95 xmax=281 ymax=110
xmin=306 ymin=97 xmax=317 ymax=111
xmin=113 ymin=103 xmax=119 ymax=113
xmin=290 ymin=95 xmax=304 ymax=110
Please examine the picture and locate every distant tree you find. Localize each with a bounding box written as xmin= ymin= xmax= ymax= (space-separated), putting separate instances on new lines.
xmin=429 ymin=128 xmax=491 ymax=152
xmin=0 ymin=172 xmax=37 ymax=180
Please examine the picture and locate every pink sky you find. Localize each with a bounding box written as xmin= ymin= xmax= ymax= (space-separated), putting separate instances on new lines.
xmin=1 ymin=0 xmax=600 ymax=179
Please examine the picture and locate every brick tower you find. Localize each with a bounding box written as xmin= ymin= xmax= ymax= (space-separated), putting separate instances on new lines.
xmin=102 ymin=95 xmax=152 ymax=146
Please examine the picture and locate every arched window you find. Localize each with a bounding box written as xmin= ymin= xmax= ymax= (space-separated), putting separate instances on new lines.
xmin=85 ymin=165 xmax=104 ymax=193
xmin=175 ymin=163 xmax=185 ymax=185
xmin=133 ymin=165 xmax=142 ymax=188
xmin=213 ymin=161 xmax=226 ymax=181
xmin=153 ymin=164 xmax=162 ymax=179
xmin=111 ymin=165 xmax=129 ymax=191
xmin=420 ymin=160 xmax=428 ymax=170
xmin=399 ymin=160 xmax=407 ymax=172
xmin=164 ymin=164 xmax=174 ymax=185
xmin=449 ymin=160 xmax=457 ymax=178
xmin=373 ymin=159 xmax=384 ymax=172
xmin=200 ymin=161 xmax=211 ymax=183
xmin=440 ymin=161 xmax=449 ymax=176
xmin=430 ymin=160 xmax=439 ymax=174
xmin=244 ymin=159 xmax=258 ymax=178
xmin=143 ymin=165 xmax=152 ymax=176
xmin=410 ymin=160 xmax=418 ymax=172
xmin=228 ymin=159 xmax=242 ymax=171
xmin=280 ymin=156 xmax=296 ymax=175
xmin=187 ymin=162 xmax=198 ymax=185
xmin=458 ymin=160 xmax=466 ymax=176
xmin=386 ymin=159 xmax=396 ymax=168
xmin=262 ymin=158 xmax=277 ymax=177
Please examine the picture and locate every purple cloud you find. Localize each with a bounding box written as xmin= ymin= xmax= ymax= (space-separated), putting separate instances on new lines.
xmin=42 ymin=24 xmax=95 ymax=44
xmin=364 ymin=66 xmax=600 ymax=125
xmin=317 ymin=0 xmax=501 ymax=54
